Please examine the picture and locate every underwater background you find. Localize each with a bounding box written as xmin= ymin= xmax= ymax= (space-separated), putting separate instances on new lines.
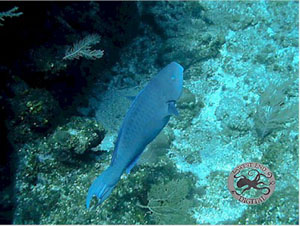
xmin=0 ymin=1 xmax=298 ymax=224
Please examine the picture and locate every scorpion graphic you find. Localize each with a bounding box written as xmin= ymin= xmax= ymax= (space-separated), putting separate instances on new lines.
xmin=234 ymin=169 xmax=272 ymax=195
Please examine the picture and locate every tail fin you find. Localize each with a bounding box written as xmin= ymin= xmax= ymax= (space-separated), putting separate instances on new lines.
xmin=86 ymin=166 xmax=121 ymax=209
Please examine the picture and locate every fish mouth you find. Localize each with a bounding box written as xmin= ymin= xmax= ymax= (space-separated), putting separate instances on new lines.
xmin=170 ymin=62 xmax=184 ymax=72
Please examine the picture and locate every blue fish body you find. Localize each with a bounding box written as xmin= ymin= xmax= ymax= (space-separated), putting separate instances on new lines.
xmin=86 ymin=62 xmax=184 ymax=208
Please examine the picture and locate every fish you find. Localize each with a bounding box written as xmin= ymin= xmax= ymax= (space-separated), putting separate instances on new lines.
xmin=86 ymin=62 xmax=184 ymax=208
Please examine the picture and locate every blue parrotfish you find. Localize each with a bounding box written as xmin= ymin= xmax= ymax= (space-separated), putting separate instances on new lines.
xmin=86 ymin=62 xmax=184 ymax=208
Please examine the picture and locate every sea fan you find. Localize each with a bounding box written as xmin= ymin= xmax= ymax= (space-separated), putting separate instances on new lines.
xmin=63 ymin=34 xmax=104 ymax=60
xmin=137 ymin=178 xmax=197 ymax=224
xmin=254 ymin=78 xmax=298 ymax=141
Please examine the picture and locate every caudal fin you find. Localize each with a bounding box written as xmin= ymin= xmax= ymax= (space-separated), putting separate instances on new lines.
xmin=86 ymin=166 xmax=121 ymax=209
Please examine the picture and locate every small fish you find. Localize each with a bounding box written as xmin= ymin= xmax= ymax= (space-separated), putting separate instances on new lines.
xmin=86 ymin=62 xmax=184 ymax=208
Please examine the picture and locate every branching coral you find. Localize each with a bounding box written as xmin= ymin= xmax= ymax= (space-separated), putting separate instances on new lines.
xmin=63 ymin=34 xmax=104 ymax=60
xmin=0 ymin=6 xmax=23 ymax=26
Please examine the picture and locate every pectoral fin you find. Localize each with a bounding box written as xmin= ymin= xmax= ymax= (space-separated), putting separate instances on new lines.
xmin=168 ymin=101 xmax=179 ymax=116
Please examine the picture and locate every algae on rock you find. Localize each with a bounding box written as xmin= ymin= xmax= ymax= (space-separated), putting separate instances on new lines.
xmin=49 ymin=116 xmax=106 ymax=163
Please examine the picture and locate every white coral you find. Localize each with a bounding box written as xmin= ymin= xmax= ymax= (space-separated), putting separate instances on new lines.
xmin=63 ymin=34 xmax=104 ymax=60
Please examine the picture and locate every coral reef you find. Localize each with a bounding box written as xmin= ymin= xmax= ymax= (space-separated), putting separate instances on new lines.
xmin=14 ymin=139 xmax=199 ymax=224
xmin=49 ymin=116 xmax=105 ymax=163
xmin=6 ymin=83 xmax=61 ymax=145
xmin=1 ymin=1 xmax=298 ymax=225
xmin=175 ymin=87 xmax=204 ymax=129
xmin=13 ymin=116 xmax=106 ymax=223
xmin=215 ymin=96 xmax=251 ymax=134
